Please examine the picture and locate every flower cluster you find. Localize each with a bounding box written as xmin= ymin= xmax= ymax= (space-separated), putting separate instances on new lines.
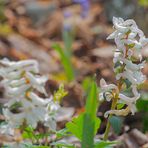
xmin=0 ymin=58 xmax=59 ymax=130
xmin=99 ymin=17 xmax=148 ymax=117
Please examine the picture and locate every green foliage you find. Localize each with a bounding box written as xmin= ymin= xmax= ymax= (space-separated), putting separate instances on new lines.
xmin=9 ymin=101 xmax=22 ymax=112
xmin=109 ymin=116 xmax=123 ymax=134
xmin=136 ymin=94 xmax=148 ymax=132
xmin=82 ymin=76 xmax=93 ymax=92
xmin=0 ymin=24 xmax=12 ymax=36
xmin=114 ymin=61 xmax=121 ymax=69
xmin=82 ymin=80 xmax=100 ymax=148
xmin=66 ymin=113 xmax=100 ymax=140
xmin=22 ymin=126 xmax=36 ymax=141
xmin=0 ymin=103 xmax=3 ymax=114
xmin=51 ymin=141 xmax=76 ymax=148
xmin=52 ymin=29 xmax=75 ymax=82
xmin=66 ymin=81 xmax=101 ymax=148
xmin=55 ymin=128 xmax=70 ymax=139
xmin=22 ymin=126 xmax=50 ymax=143
xmin=66 ymin=114 xmax=84 ymax=140
xmin=127 ymin=43 xmax=135 ymax=48
xmin=139 ymin=0 xmax=148 ymax=7
xmin=143 ymin=115 xmax=148 ymax=132
xmin=3 ymin=143 xmax=50 ymax=148
xmin=52 ymin=44 xmax=75 ymax=81
xmin=117 ymin=103 xmax=125 ymax=110
xmin=124 ymin=79 xmax=132 ymax=89
xmin=31 ymin=145 xmax=50 ymax=148
xmin=62 ymin=30 xmax=74 ymax=55
xmin=137 ymin=96 xmax=148 ymax=112
xmin=0 ymin=0 xmax=6 ymax=22
xmin=114 ymin=66 xmax=123 ymax=75
xmin=94 ymin=140 xmax=117 ymax=148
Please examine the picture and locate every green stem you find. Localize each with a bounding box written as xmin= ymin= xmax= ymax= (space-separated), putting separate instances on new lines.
xmin=103 ymin=94 xmax=118 ymax=141
xmin=103 ymin=63 xmax=125 ymax=141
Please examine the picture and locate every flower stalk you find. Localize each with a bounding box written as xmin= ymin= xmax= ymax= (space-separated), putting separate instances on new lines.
xmin=99 ymin=17 xmax=148 ymax=140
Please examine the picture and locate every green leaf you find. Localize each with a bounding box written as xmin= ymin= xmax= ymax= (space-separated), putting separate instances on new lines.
xmin=114 ymin=61 xmax=121 ymax=68
xmin=52 ymin=44 xmax=74 ymax=81
xmin=51 ymin=141 xmax=76 ymax=148
xmin=117 ymin=103 xmax=125 ymax=110
xmin=114 ymin=67 xmax=123 ymax=75
xmin=82 ymin=114 xmax=95 ymax=148
xmin=32 ymin=146 xmax=50 ymax=148
xmin=66 ymin=81 xmax=100 ymax=148
xmin=9 ymin=101 xmax=22 ymax=112
xmin=56 ymin=128 xmax=69 ymax=139
xmin=124 ymin=79 xmax=132 ymax=89
xmin=34 ymin=133 xmax=50 ymax=140
xmin=127 ymin=43 xmax=135 ymax=48
xmin=143 ymin=114 xmax=148 ymax=132
xmin=136 ymin=95 xmax=148 ymax=132
xmin=82 ymin=77 xmax=93 ymax=92
xmin=66 ymin=114 xmax=83 ymax=140
xmin=85 ymin=81 xmax=98 ymax=119
xmin=62 ymin=30 xmax=74 ymax=54
xmin=22 ymin=126 xmax=35 ymax=140
xmin=109 ymin=116 xmax=123 ymax=134
xmin=82 ymin=81 xmax=100 ymax=148
xmin=22 ymin=126 xmax=51 ymax=142
xmin=136 ymin=98 xmax=148 ymax=112
xmin=94 ymin=140 xmax=117 ymax=148
xmin=66 ymin=114 xmax=100 ymax=140
xmin=139 ymin=0 xmax=148 ymax=7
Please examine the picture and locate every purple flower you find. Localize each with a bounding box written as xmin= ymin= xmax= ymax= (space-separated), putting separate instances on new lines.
xmin=63 ymin=11 xmax=72 ymax=18
xmin=63 ymin=11 xmax=72 ymax=32
xmin=73 ymin=0 xmax=90 ymax=18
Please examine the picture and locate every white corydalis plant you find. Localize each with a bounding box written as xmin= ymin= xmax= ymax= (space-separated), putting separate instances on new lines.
xmin=99 ymin=17 xmax=148 ymax=118
xmin=0 ymin=58 xmax=59 ymax=130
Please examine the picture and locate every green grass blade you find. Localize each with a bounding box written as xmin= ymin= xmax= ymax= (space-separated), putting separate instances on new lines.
xmin=52 ymin=44 xmax=75 ymax=81
xmin=62 ymin=30 xmax=74 ymax=55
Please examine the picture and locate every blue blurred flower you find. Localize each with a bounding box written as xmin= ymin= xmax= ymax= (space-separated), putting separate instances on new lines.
xmin=73 ymin=0 xmax=90 ymax=18
xmin=63 ymin=11 xmax=72 ymax=32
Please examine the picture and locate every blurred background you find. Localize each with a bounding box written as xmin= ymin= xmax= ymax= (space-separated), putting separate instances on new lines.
xmin=0 ymin=0 xmax=148 ymax=147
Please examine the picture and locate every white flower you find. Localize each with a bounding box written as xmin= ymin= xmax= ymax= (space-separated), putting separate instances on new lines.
xmin=0 ymin=70 xmax=22 ymax=80
xmin=0 ymin=58 xmax=39 ymax=73
xmin=3 ymin=97 xmax=47 ymax=128
xmin=122 ymin=70 xmax=146 ymax=85
xmin=113 ymin=51 xmax=122 ymax=63
xmin=44 ymin=115 xmax=57 ymax=130
xmin=104 ymin=107 xmax=130 ymax=118
xmin=121 ymin=59 xmax=145 ymax=71
xmin=44 ymin=99 xmax=60 ymax=130
xmin=99 ymin=78 xmax=118 ymax=101
xmin=3 ymin=109 xmax=25 ymax=128
xmin=112 ymin=17 xmax=129 ymax=33
xmin=28 ymin=92 xmax=49 ymax=106
xmin=102 ymin=17 xmax=147 ymax=117
xmin=7 ymin=84 xmax=31 ymax=97
xmin=100 ymin=78 xmax=117 ymax=92
xmin=0 ymin=124 xmax=14 ymax=135
xmin=25 ymin=72 xmax=48 ymax=96
xmin=0 ymin=59 xmax=60 ymax=130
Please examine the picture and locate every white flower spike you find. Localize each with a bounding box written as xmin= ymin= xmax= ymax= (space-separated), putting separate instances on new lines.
xmin=100 ymin=17 xmax=147 ymax=117
xmin=0 ymin=58 xmax=60 ymax=130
